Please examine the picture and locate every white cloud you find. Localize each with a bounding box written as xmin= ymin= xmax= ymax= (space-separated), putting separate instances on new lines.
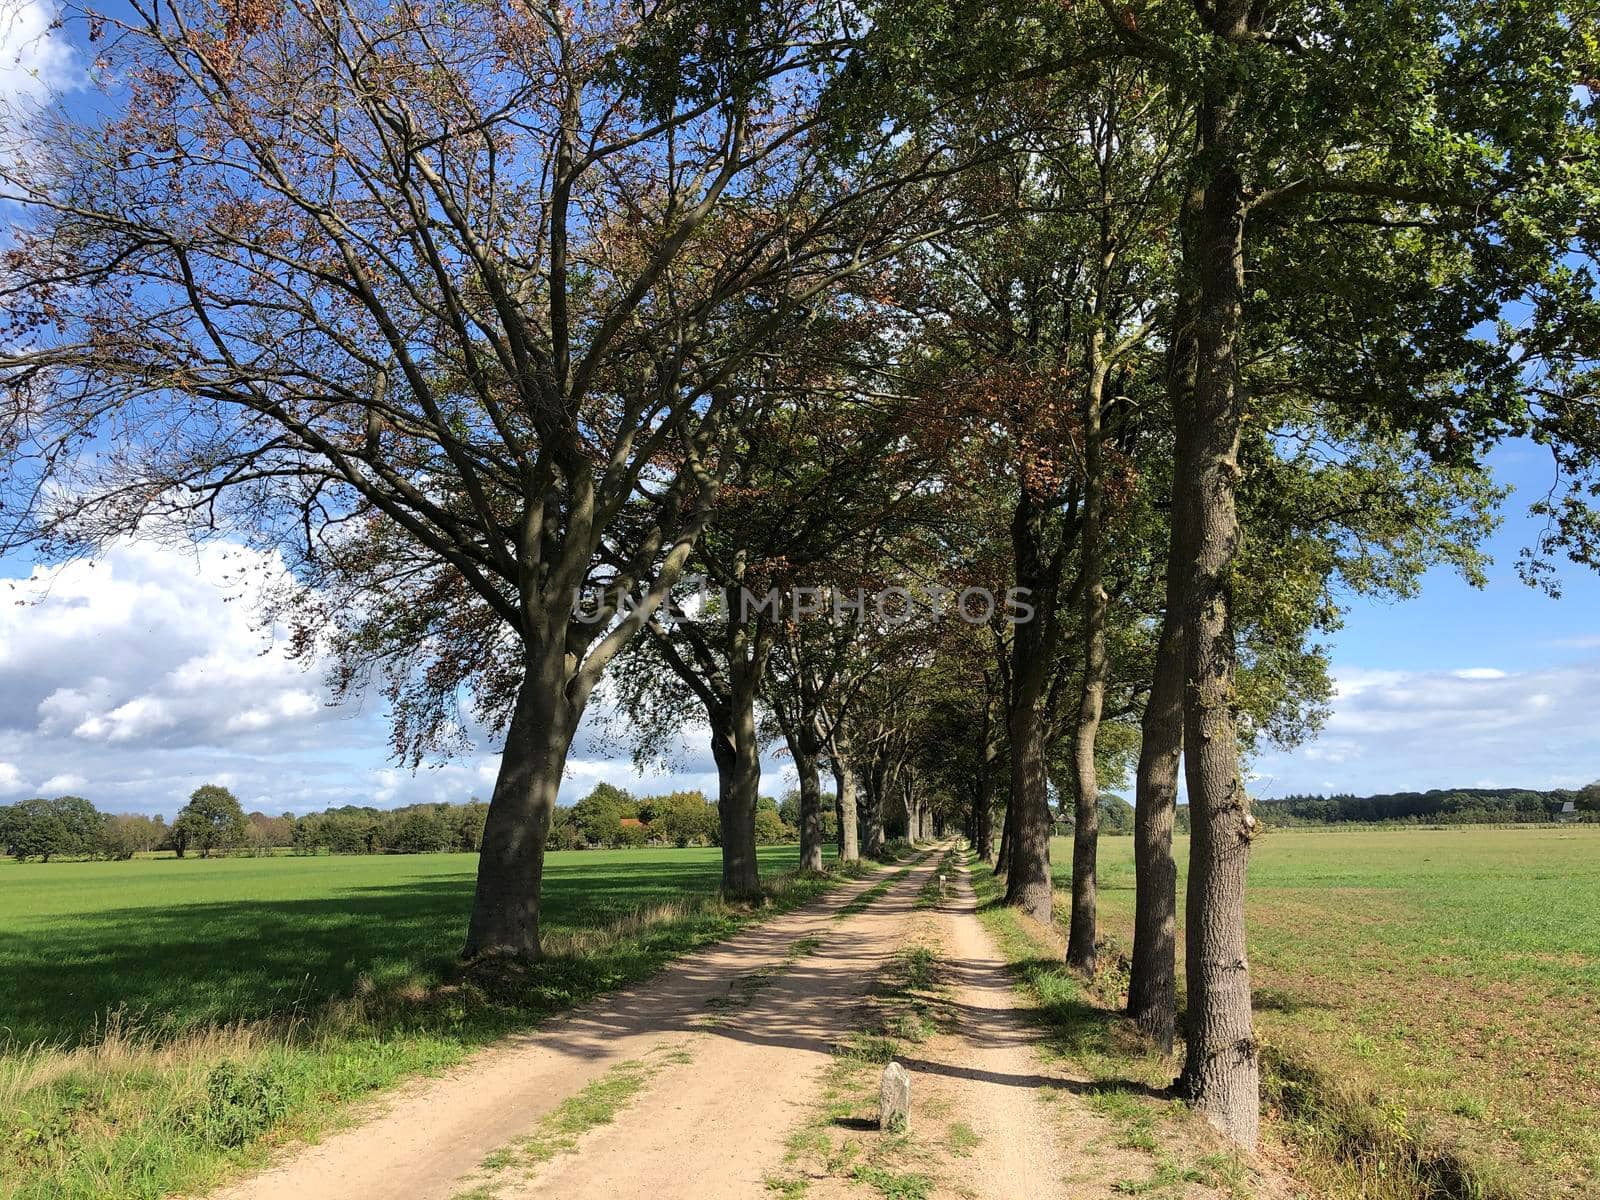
xmin=0 ymin=540 xmax=384 ymax=813
xmin=1302 ymin=739 xmax=1362 ymax=765
xmin=0 ymin=540 xmax=793 ymax=816
xmin=0 ymin=1 xmax=77 ymax=104
xmin=1328 ymin=667 xmax=1407 ymax=699
xmin=1260 ymin=658 xmax=1600 ymax=795
xmin=1 ymin=540 xmax=340 ymax=749
xmin=1325 ymin=663 xmax=1594 ymax=738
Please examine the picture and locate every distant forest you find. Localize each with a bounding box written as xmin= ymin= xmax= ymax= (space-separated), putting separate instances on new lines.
xmin=0 ymin=781 xmax=809 ymax=862
xmin=1255 ymin=784 xmax=1600 ymax=827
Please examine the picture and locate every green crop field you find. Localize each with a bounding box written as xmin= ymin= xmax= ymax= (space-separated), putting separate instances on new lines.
xmin=0 ymin=843 xmax=841 ymax=1200
xmin=1058 ymin=825 xmax=1600 ymax=1197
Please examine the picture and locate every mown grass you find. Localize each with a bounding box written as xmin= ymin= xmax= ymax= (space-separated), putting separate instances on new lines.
xmin=0 ymin=842 xmax=852 ymax=1200
xmin=0 ymin=844 xmax=837 ymax=1047
xmin=1070 ymin=825 xmax=1600 ymax=1199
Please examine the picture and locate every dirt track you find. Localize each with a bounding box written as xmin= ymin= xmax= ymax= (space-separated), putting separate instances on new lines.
xmin=210 ymin=847 xmax=1263 ymax=1200
xmin=210 ymin=852 xmax=948 ymax=1200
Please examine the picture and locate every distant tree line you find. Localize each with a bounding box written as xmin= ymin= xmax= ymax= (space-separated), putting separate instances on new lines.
xmin=555 ymin=783 xmax=806 ymax=850
xmin=0 ymin=796 xmax=131 ymax=862
xmin=0 ymin=780 xmax=819 ymax=862
xmin=288 ymin=802 xmax=490 ymax=856
xmin=1256 ymin=784 xmax=1600 ymax=828
xmin=0 ymin=785 xmax=490 ymax=862
xmin=1056 ymin=795 xmax=1136 ymax=838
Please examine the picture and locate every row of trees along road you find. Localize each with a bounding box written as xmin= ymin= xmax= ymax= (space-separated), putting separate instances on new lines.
xmin=3 ymin=0 xmax=1598 ymax=1148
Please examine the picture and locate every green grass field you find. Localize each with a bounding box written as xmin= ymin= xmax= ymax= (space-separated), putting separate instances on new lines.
xmin=0 ymin=844 xmax=833 ymax=1048
xmin=6 ymin=829 xmax=1594 ymax=1199
xmin=0 ymin=843 xmax=842 ymax=1200
xmin=1057 ymin=825 xmax=1600 ymax=1198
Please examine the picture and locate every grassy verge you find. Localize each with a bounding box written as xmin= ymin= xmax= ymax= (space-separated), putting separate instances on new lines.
xmin=1260 ymin=1047 xmax=1518 ymax=1200
xmin=967 ymin=854 xmax=1249 ymax=1199
xmin=0 ymin=852 xmax=873 ymax=1200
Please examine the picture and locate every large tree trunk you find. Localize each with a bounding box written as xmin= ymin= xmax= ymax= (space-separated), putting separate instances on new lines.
xmin=1005 ymin=484 xmax=1064 ymax=925
xmin=1175 ymin=82 xmax=1259 ymax=1147
xmin=1004 ymin=698 xmax=1053 ymax=924
xmin=883 ymin=763 xmax=907 ymax=841
xmin=712 ymin=624 xmax=775 ymax=898
xmin=465 ymin=662 xmax=576 ymax=960
xmin=993 ymin=797 xmax=1012 ymax=875
xmin=1068 ymin=359 xmax=1111 ymax=975
xmin=1128 ymin=587 xmax=1184 ymax=1052
xmin=711 ymin=723 xmax=755 ymax=895
xmin=974 ymin=703 xmax=999 ymax=863
xmin=713 ymin=664 xmax=765 ymax=898
xmin=902 ymin=775 xmax=921 ymax=842
xmin=973 ymin=767 xmax=994 ymax=863
xmin=1128 ymin=292 xmax=1198 ymax=1055
xmin=828 ymin=729 xmax=861 ymax=863
xmin=793 ymin=737 xmax=826 ymax=873
xmin=1067 ymin=729 xmax=1101 ymax=973
xmin=862 ymin=759 xmax=886 ymax=858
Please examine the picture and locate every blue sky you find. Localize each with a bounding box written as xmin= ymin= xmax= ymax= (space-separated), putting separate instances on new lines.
xmin=1333 ymin=443 xmax=1599 ymax=672
xmin=1 ymin=4 xmax=1596 ymax=817
xmin=1248 ymin=441 xmax=1600 ymax=798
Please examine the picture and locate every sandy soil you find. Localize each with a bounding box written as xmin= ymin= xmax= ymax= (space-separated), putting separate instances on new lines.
xmin=903 ymin=860 xmax=1298 ymax=1200
xmin=911 ymin=860 xmax=1137 ymax=1197
xmin=210 ymin=847 xmax=1292 ymax=1200
xmin=208 ymin=851 xmax=946 ymax=1200
xmin=499 ymin=851 xmax=955 ymax=1200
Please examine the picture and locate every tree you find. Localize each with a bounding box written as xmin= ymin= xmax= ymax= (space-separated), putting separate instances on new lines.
xmin=385 ymin=808 xmax=454 ymax=854
xmin=838 ymin=0 xmax=1600 ymax=1144
xmin=753 ymin=805 xmax=791 ymax=846
xmin=548 ymin=807 xmax=583 ymax=852
xmin=173 ymin=786 xmax=248 ymax=859
xmin=455 ymin=801 xmax=490 ymax=852
xmin=1096 ymin=0 xmax=1600 ymax=1146
xmin=2 ymin=796 xmax=102 ymax=862
xmin=289 ymin=816 xmax=319 ymax=856
xmin=246 ymin=812 xmax=296 ymax=849
xmin=317 ymin=810 xmax=379 ymax=855
xmin=776 ymin=791 xmax=803 ymax=829
xmin=650 ymin=791 xmax=718 ymax=848
xmin=620 ymin=375 xmax=943 ymax=889
xmin=99 ymin=813 xmax=167 ymax=860
xmin=1 ymin=0 xmax=954 ymax=961
xmin=867 ymin=69 xmax=1182 ymax=938
xmin=569 ymin=784 xmax=636 ymax=848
